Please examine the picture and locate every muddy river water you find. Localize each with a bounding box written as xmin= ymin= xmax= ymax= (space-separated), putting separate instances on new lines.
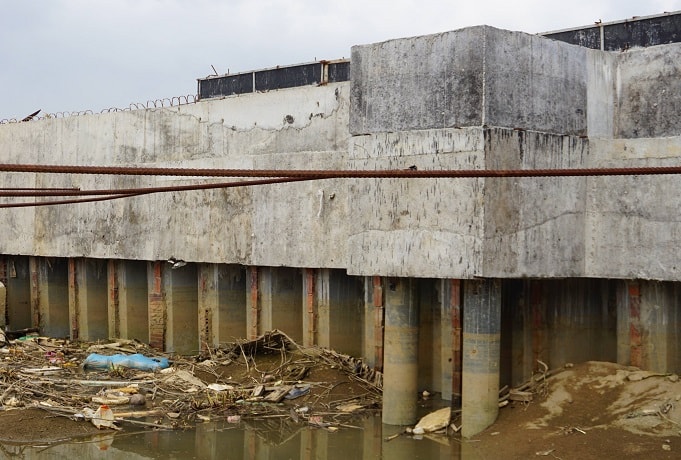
xmin=1 ymin=416 xmax=462 ymax=459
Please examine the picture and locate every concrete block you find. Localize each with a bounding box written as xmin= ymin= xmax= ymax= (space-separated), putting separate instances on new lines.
xmin=351 ymin=26 xmax=588 ymax=136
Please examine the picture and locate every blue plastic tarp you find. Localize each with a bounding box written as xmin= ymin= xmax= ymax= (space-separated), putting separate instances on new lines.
xmin=82 ymin=353 xmax=170 ymax=371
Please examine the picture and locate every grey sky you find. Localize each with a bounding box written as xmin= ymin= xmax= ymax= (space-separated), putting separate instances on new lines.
xmin=1 ymin=0 xmax=680 ymax=120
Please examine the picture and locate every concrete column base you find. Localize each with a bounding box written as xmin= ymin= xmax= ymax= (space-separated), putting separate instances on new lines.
xmin=461 ymin=279 xmax=501 ymax=438
xmin=382 ymin=277 xmax=419 ymax=425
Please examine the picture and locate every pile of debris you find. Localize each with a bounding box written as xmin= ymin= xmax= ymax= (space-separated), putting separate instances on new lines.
xmin=0 ymin=329 xmax=382 ymax=433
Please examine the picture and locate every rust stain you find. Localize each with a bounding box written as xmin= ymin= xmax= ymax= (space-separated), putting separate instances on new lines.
xmin=152 ymin=261 xmax=162 ymax=295
xmin=148 ymin=261 xmax=165 ymax=350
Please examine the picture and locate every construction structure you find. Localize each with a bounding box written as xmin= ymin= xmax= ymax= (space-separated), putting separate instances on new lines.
xmin=1 ymin=12 xmax=681 ymax=437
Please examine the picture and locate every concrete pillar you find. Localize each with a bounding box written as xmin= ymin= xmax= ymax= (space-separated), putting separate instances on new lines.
xmin=382 ymin=277 xmax=419 ymax=426
xmin=34 ymin=257 xmax=69 ymax=338
xmin=461 ymin=278 xmax=501 ymax=438
xmin=4 ymin=257 xmax=33 ymax=330
xmin=147 ymin=261 xmax=166 ymax=350
xmin=440 ymin=279 xmax=462 ymax=402
xmin=198 ymin=263 xmax=218 ymax=351
xmin=165 ymin=263 xmax=198 ymax=354
xmin=72 ymin=258 xmax=108 ymax=340
xmin=107 ymin=260 xmax=119 ymax=339
xmin=246 ymin=266 xmax=259 ymax=339
xmin=118 ymin=260 xmax=149 ymax=342
xmin=362 ymin=276 xmax=384 ymax=370
xmin=258 ymin=267 xmax=302 ymax=342
xmin=68 ymin=258 xmax=78 ymax=339
xmin=302 ymin=268 xmax=318 ymax=347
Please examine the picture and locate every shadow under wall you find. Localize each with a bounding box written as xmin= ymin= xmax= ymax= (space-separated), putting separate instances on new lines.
xmin=6 ymin=256 xmax=31 ymax=330
xmin=500 ymin=278 xmax=618 ymax=389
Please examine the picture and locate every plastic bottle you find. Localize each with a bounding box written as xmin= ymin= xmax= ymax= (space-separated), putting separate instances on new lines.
xmin=92 ymin=404 xmax=116 ymax=429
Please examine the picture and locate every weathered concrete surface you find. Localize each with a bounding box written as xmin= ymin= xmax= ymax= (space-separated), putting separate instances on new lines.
xmin=0 ymin=83 xmax=351 ymax=270
xmin=346 ymin=128 xmax=484 ymax=278
xmin=483 ymin=129 xmax=588 ymax=278
xmin=586 ymin=137 xmax=681 ymax=280
xmin=614 ymin=43 xmax=681 ymax=138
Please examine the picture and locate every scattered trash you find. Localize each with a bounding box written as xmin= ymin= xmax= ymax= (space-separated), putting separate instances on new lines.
xmin=337 ymin=403 xmax=363 ymax=413
xmin=207 ymin=383 xmax=233 ymax=392
xmin=0 ymin=329 xmax=382 ymax=438
xmin=285 ymin=384 xmax=310 ymax=400
xmin=413 ymin=407 xmax=451 ymax=434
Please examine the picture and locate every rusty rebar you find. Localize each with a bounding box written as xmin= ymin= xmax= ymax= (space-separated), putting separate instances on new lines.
xmin=0 ymin=177 xmax=317 ymax=208
xmin=1 ymin=163 xmax=681 ymax=178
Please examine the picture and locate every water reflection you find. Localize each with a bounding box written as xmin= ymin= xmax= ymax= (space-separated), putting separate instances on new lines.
xmin=1 ymin=415 xmax=461 ymax=459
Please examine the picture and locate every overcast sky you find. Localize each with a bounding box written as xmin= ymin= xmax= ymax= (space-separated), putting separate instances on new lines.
xmin=1 ymin=0 xmax=680 ymax=121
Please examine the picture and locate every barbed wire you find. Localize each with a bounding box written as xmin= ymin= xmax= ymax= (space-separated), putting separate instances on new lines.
xmin=0 ymin=94 xmax=197 ymax=124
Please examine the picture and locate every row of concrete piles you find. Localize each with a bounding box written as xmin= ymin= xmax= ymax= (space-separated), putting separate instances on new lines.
xmin=2 ymin=255 xmax=679 ymax=436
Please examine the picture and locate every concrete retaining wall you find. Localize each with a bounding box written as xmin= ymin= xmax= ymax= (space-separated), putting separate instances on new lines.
xmin=1 ymin=26 xmax=681 ymax=281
